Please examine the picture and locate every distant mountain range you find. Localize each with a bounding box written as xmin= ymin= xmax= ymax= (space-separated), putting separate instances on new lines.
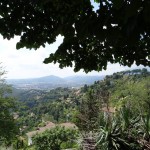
xmin=7 ymin=75 xmax=105 ymax=89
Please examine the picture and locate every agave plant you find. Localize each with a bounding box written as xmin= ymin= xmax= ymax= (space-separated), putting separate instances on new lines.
xmin=96 ymin=105 xmax=141 ymax=150
xmin=136 ymin=113 xmax=150 ymax=149
xmin=141 ymin=114 xmax=150 ymax=140
xmin=96 ymin=116 xmax=130 ymax=150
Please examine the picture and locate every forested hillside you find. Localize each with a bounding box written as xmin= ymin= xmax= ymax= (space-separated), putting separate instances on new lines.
xmin=15 ymin=87 xmax=80 ymax=133
xmin=11 ymin=68 xmax=150 ymax=149
xmin=14 ymin=69 xmax=149 ymax=131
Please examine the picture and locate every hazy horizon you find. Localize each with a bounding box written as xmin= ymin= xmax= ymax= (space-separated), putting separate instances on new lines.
xmin=6 ymin=65 xmax=148 ymax=80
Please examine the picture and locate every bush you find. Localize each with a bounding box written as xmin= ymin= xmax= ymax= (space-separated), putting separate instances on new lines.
xmin=33 ymin=126 xmax=79 ymax=150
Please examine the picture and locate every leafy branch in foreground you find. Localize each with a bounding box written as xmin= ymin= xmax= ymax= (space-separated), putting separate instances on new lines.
xmin=0 ymin=1 xmax=150 ymax=72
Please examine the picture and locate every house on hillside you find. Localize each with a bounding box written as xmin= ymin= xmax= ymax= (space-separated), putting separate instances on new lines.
xmin=26 ymin=122 xmax=77 ymax=146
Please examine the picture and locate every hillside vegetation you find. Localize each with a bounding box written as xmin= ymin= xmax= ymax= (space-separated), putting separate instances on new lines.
xmin=9 ymin=68 xmax=150 ymax=149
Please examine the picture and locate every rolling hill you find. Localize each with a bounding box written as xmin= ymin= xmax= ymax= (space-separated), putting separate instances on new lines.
xmin=7 ymin=75 xmax=104 ymax=89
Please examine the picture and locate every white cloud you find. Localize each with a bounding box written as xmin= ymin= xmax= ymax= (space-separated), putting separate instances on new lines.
xmin=0 ymin=35 xmax=144 ymax=79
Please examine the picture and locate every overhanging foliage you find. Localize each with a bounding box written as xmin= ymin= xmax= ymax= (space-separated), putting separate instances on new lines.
xmin=0 ymin=0 xmax=150 ymax=72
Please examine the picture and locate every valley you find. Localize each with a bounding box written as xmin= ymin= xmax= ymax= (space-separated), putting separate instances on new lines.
xmin=1 ymin=68 xmax=150 ymax=149
xmin=7 ymin=75 xmax=104 ymax=90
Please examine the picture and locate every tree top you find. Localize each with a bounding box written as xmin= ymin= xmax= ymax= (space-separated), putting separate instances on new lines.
xmin=0 ymin=0 xmax=150 ymax=72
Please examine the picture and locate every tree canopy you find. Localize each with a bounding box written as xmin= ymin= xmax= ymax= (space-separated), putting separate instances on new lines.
xmin=0 ymin=0 xmax=150 ymax=72
xmin=0 ymin=65 xmax=18 ymax=145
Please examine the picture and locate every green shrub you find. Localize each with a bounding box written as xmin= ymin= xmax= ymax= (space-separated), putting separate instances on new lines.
xmin=33 ymin=126 xmax=79 ymax=150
